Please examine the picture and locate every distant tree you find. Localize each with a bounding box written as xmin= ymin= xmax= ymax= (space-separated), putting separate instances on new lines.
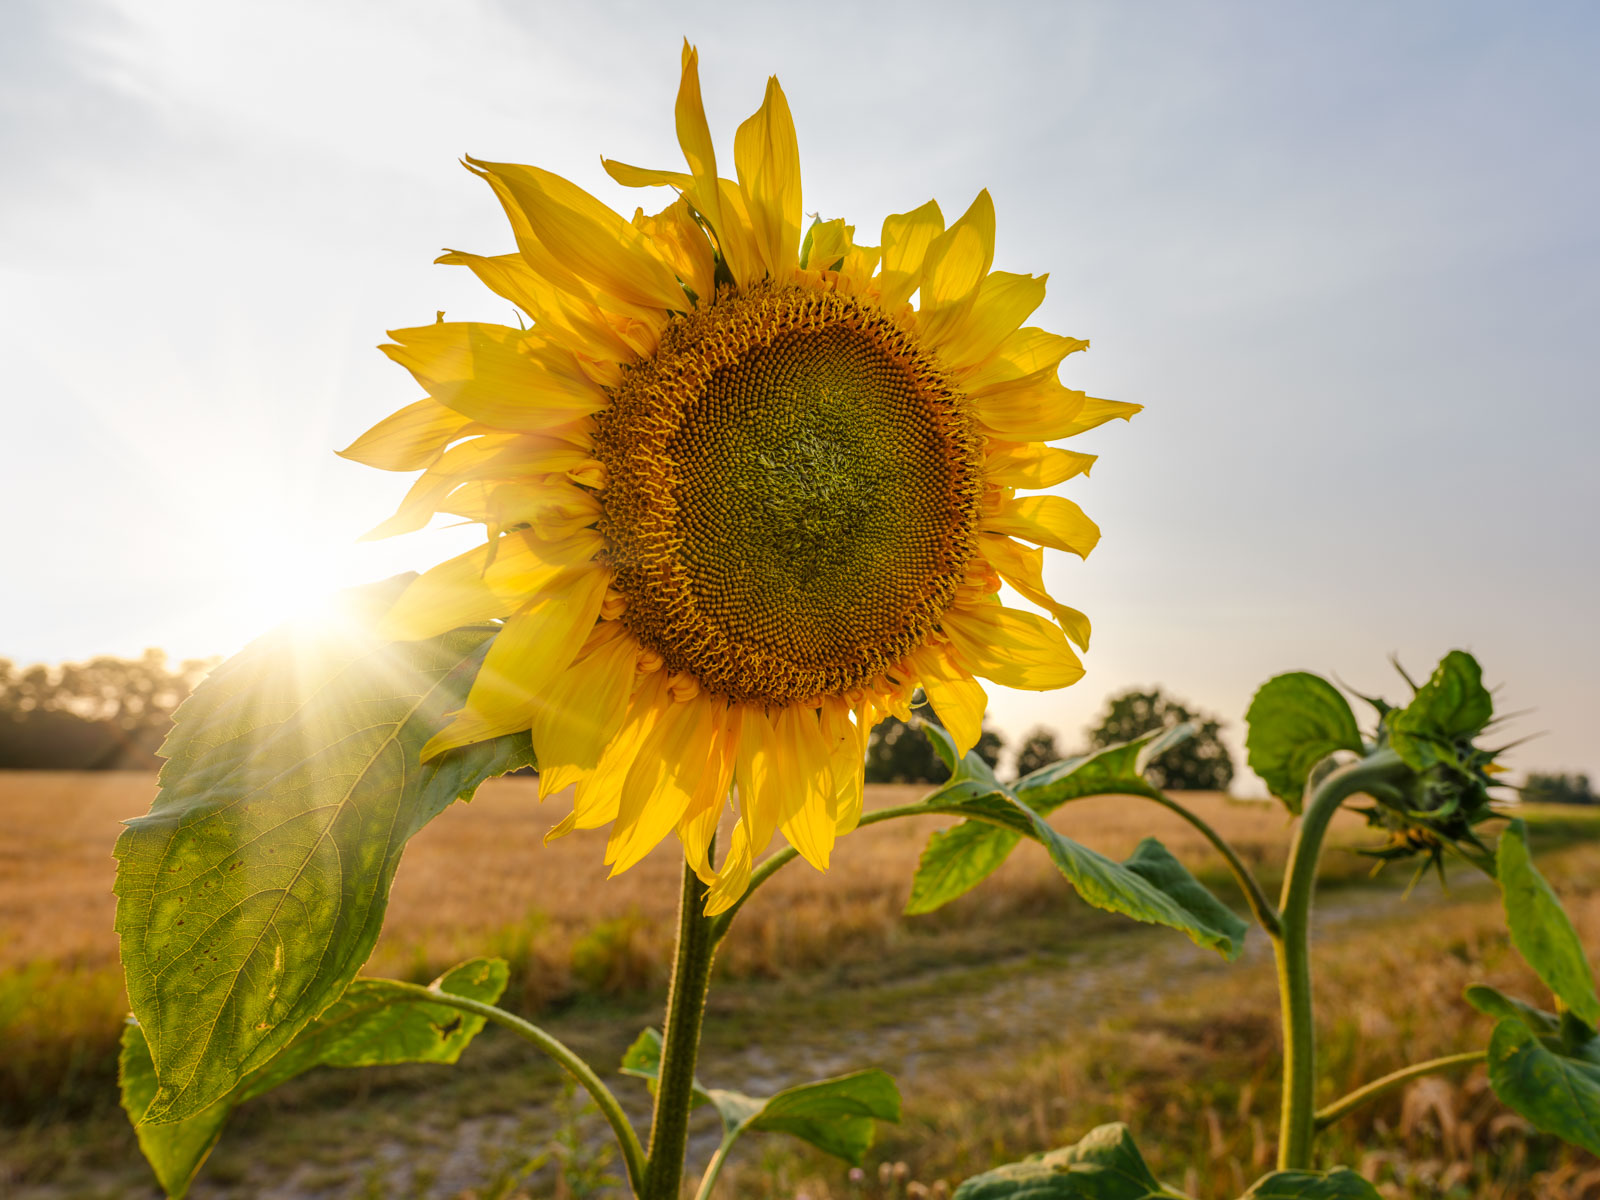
xmin=1086 ymin=688 xmax=1235 ymax=791
xmin=864 ymin=702 xmax=1003 ymax=784
xmin=1014 ymin=726 xmax=1061 ymax=779
xmin=0 ymin=650 xmax=216 ymax=769
xmin=1522 ymin=772 xmax=1596 ymax=805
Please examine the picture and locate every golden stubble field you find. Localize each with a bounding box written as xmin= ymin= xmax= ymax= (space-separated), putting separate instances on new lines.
xmin=0 ymin=769 xmax=1331 ymax=991
xmin=9 ymin=770 xmax=1600 ymax=1199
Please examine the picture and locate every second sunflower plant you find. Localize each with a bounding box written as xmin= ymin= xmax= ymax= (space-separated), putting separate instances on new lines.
xmin=113 ymin=44 xmax=1592 ymax=1200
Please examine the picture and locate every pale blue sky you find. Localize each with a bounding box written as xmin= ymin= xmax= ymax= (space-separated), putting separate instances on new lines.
xmin=3 ymin=0 xmax=1596 ymax=785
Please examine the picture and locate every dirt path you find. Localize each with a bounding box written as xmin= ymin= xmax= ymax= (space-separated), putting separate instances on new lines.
xmin=60 ymin=871 xmax=1488 ymax=1200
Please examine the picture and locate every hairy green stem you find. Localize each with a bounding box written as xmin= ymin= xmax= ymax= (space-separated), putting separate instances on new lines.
xmin=643 ymin=855 xmax=719 ymax=1199
xmin=1314 ymin=1050 xmax=1486 ymax=1131
xmin=385 ymin=981 xmax=646 ymax=1197
xmin=1273 ymin=749 xmax=1408 ymax=1170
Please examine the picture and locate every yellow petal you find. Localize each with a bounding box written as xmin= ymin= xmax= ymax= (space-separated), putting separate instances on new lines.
xmin=961 ymin=327 xmax=1088 ymax=391
xmin=733 ymin=76 xmax=802 ymax=280
xmin=337 ymin=399 xmax=477 ymax=472
xmin=359 ymin=433 xmax=521 ymax=541
xmin=703 ymin=817 xmax=754 ymax=916
xmin=677 ymin=699 xmax=738 ymax=884
xmin=422 ymin=564 xmax=610 ymax=758
xmin=378 ymin=528 xmax=601 ymax=641
xmin=361 ymin=432 xmax=601 ymax=542
xmin=877 ymin=200 xmax=944 ymax=310
xmin=916 ymin=190 xmax=995 ymax=345
xmin=436 ymin=250 xmax=635 ymax=362
xmin=971 ymin=368 xmax=1091 ymax=442
xmin=633 ymin=196 xmax=716 ymax=302
xmin=943 ymin=600 xmax=1086 ymax=691
xmin=732 ymin=704 xmax=801 ymax=857
xmin=467 ymin=158 xmax=688 ymax=312
xmin=713 ymin=177 xmax=765 ymax=289
xmin=908 ymin=644 xmax=987 ymax=759
xmin=382 ymin=323 xmax=605 ymax=431
xmin=820 ymin=698 xmax=866 ymax=836
xmin=1054 ymin=396 xmax=1144 ymax=438
xmin=983 ymin=495 xmax=1102 ymax=559
xmin=983 ymin=441 xmax=1096 ymax=489
xmin=605 ymin=692 xmax=717 ymax=875
xmin=935 ymin=271 xmax=1049 ymax=372
xmin=568 ymin=670 xmax=671 ymax=833
xmin=978 ymin=533 xmax=1092 ymax=650
xmin=673 ymin=40 xmax=726 ymax=245
xmin=776 ymin=706 xmax=837 ymax=872
xmin=531 ymin=622 xmax=640 ymax=800
xmin=804 ymin=217 xmax=852 ymax=271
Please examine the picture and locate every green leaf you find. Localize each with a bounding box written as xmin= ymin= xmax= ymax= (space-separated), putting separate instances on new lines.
xmin=1022 ymin=817 xmax=1247 ymax=959
xmin=1487 ymin=1018 xmax=1600 ymax=1155
xmin=1238 ymin=1168 xmax=1382 ymax=1198
xmin=1120 ymin=838 xmax=1248 ymax=958
xmin=118 ymin=1025 xmax=230 ymax=1200
xmin=1464 ymin=983 xmax=1561 ymax=1036
xmin=618 ymin=1027 xmax=712 ymax=1111
xmin=1497 ymin=819 xmax=1600 ymax=1025
xmin=1388 ymin=651 xmax=1493 ymax=772
xmin=906 ymin=728 xmax=1185 ymax=916
xmin=120 ymin=957 xmax=508 ymax=1198
xmin=620 ymin=1029 xmax=899 ymax=1165
xmin=1244 ymin=672 xmax=1362 ymax=813
xmin=114 ymin=579 xmax=534 ymax=1124
xmin=905 ymin=820 xmax=1024 ymax=916
xmin=952 ymin=1123 xmax=1183 ymax=1199
xmin=743 ymin=1070 xmax=902 ymax=1164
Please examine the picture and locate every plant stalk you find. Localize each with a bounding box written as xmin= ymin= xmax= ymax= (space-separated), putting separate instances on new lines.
xmin=643 ymin=854 xmax=719 ymax=1199
xmin=691 ymin=1129 xmax=741 ymax=1200
xmin=1314 ymin=1050 xmax=1486 ymax=1130
xmin=1273 ymin=749 xmax=1407 ymax=1170
xmin=385 ymin=981 xmax=646 ymax=1197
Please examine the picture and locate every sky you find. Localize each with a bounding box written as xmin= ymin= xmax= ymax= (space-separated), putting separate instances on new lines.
xmin=3 ymin=0 xmax=1597 ymax=787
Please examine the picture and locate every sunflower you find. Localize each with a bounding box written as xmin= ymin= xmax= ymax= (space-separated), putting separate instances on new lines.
xmin=339 ymin=43 xmax=1138 ymax=913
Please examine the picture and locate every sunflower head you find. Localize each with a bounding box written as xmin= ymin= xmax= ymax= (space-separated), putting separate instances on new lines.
xmin=1353 ymin=651 xmax=1507 ymax=877
xmin=339 ymin=41 xmax=1138 ymax=911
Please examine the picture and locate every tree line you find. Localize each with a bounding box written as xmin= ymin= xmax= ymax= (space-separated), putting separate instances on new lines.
xmin=865 ymin=687 xmax=1237 ymax=790
xmin=0 ymin=651 xmax=217 ymax=770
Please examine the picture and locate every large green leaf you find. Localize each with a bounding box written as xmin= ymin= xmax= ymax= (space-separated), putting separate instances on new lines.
xmin=1024 ymin=818 xmax=1247 ymax=960
xmin=907 ymin=726 xmax=1193 ymax=916
xmin=905 ymin=819 xmax=1024 ymax=915
xmin=1497 ymin=819 xmax=1600 ymax=1025
xmin=114 ymin=579 xmax=533 ymax=1124
xmin=952 ymin=1123 xmax=1184 ymax=1199
xmin=620 ymin=1027 xmax=899 ymax=1165
xmin=1388 ymin=651 xmax=1493 ymax=772
xmin=1244 ymin=672 xmax=1362 ymax=813
xmin=741 ymin=1071 xmax=902 ymax=1164
xmin=120 ymin=958 xmax=508 ymax=1198
xmin=1238 ymin=1169 xmax=1381 ymax=1199
xmin=1487 ymin=1018 xmax=1600 ymax=1155
xmin=1464 ymin=983 xmax=1561 ymax=1036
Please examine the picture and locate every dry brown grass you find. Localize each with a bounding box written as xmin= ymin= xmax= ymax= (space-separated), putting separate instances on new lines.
xmin=0 ymin=768 xmax=1343 ymax=1002
xmin=723 ymin=847 xmax=1600 ymax=1200
xmin=0 ymin=768 xmax=1333 ymax=1123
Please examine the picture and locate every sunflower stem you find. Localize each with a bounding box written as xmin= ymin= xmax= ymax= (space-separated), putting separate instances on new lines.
xmin=1313 ymin=1050 xmax=1485 ymax=1131
xmin=1273 ymin=749 xmax=1408 ymax=1170
xmin=643 ymin=854 xmax=718 ymax=1199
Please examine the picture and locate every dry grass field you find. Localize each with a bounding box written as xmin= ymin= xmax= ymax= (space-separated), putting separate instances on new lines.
xmin=4 ymin=769 xmax=1600 ymax=1198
